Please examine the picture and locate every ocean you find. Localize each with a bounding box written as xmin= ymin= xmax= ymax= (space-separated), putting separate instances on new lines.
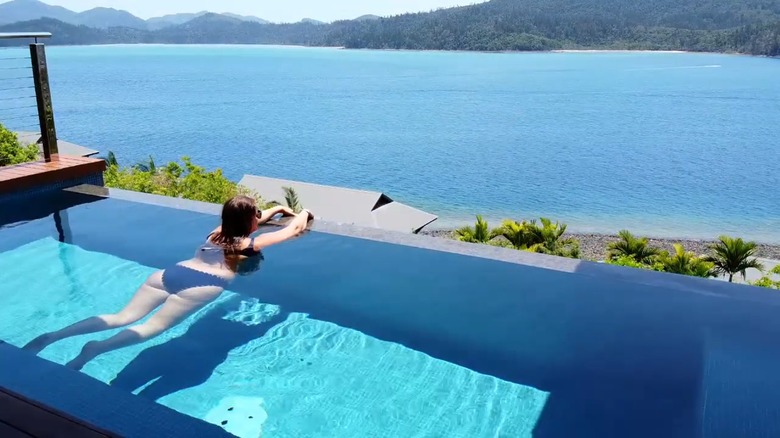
xmin=2 ymin=45 xmax=779 ymax=242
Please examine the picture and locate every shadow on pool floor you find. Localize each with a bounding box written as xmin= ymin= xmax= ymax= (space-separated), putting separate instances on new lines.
xmin=111 ymin=297 xmax=289 ymax=401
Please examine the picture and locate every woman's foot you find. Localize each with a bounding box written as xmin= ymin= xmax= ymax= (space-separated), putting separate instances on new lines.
xmin=66 ymin=341 xmax=99 ymax=371
xmin=23 ymin=334 xmax=53 ymax=355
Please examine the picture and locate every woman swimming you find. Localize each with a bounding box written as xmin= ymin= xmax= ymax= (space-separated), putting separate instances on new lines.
xmin=24 ymin=195 xmax=313 ymax=370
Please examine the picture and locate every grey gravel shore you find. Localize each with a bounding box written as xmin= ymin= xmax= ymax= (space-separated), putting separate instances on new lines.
xmin=421 ymin=229 xmax=780 ymax=261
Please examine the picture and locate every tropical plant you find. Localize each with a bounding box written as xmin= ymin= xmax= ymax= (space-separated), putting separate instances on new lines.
xmin=705 ymin=236 xmax=765 ymax=282
xmin=607 ymin=255 xmax=665 ymax=272
xmin=103 ymin=153 xmax=269 ymax=206
xmin=494 ymin=219 xmax=534 ymax=248
xmin=607 ymin=230 xmax=662 ymax=264
xmin=282 ymin=186 xmax=302 ymax=213
xmin=658 ymin=244 xmax=715 ymax=278
xmin=103 ymin=151 xmax=119 ymax=167
xmin=133 ymin=155 xmax=156 ymax=173
xmin=524 ymin=218 xmax=580 ymax=258
xmin=494 ymin=218 xmax=580 ymax=258
xmin=455 ymin=215 xmax=496 ymax=244
xmin=0 ymin=123 xmax=39 ymax=166
xmin=751 ymin=265 xmax=780 ymax=290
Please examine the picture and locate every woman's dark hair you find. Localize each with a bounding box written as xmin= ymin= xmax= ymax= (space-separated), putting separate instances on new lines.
xmin=211 ymin=196 xmax=257 ymax=251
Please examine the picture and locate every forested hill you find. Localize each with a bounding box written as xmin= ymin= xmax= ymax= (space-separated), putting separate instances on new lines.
xmin=1 ymin=0 xmax=779 ymax=56
xmin=324 ymin=0 xmax=780 ymax=54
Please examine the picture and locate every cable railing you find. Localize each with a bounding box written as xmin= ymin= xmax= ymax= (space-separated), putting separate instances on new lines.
xmin=0 ymin=32 xmax=58 ymax=162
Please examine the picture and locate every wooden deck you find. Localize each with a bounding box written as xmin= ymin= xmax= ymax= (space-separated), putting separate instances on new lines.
xmin=0 ymin=387 xmax=116 ymax=437
xmin=0 ymin=155 xmax=106 ymax=195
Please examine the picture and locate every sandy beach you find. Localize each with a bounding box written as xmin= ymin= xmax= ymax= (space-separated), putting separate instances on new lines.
xmin=551 ymin=49 xmax=688 ymax=54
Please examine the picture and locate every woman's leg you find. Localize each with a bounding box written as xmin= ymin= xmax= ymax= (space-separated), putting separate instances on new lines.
xmin=66 ymin=285 xmax=224 ymax=370
xmin=24 ymin=271 xmax=169 ymax=354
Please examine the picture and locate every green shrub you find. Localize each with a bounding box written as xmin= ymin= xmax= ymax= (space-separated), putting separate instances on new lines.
xmin=607 ymin=255 xmax=665 ymax=272
xmin=493 ymin=217 xmax=580 ymax=259
xmin=751 ymin=266 xmax=780 ymax=290
xmin=104 ymin=154 xmax=268 ymax=206
xmin=658 ymin=244 xmax=716 ymax=278
xmin=607 ymin=230 xmax=661 ymax=264
xmin=0 ymin=123 xmax=39 ymax=166
xmin=455 ymin=215 xmax=494 ymax=243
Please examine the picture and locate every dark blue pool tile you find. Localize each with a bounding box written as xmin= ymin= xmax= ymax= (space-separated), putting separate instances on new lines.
xmin=0 ymin=172 xmax=104 ymax=204
xmin=0 ymin=342 xmax=232 ymax=438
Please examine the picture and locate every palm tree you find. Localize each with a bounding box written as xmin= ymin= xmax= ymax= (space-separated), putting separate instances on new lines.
xmin=524 ymin=218 xmax=580 ymax=258
xmin=282 ymin=186 xmax=302 ymax=213
xmin=607 ymin=230 xmax=661 ymax=264
xmin=659 ymin=244 xmax=715 ymax=278
xmin=494 ymin=219 xmax=533 ymax=248
xmin=103 ymin=151 xmax=119 ymax=167
xmin=455 ymin=215 xmax=495 ymax=244
xmin=133 ymin=155 xmax=157 ymax=173
xmin=496 ymin=218 xmax=579 ymax=258
xmin=705 ymin=236 xmax=765 ymax=282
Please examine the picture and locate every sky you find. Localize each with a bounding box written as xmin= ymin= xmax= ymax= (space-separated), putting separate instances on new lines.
xmin=27 ymin=0 xmax=477 ymax=22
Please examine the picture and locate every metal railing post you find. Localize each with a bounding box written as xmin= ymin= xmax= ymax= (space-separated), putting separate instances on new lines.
xmin=29 ymin=43 xmax=58 ymax=162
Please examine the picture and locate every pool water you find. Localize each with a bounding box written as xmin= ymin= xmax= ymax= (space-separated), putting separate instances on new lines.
xmin=3 ymin=190 xmax=780 ymax=437
xmin=0 ymin=202 xmax=546 ymax=437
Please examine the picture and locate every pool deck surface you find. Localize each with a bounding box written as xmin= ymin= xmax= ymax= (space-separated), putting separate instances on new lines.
xmin=0 ymin=155 xmax=105 ymax=195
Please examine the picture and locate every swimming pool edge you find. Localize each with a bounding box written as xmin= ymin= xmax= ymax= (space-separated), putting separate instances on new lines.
xmin=62 ymin=184 xmax=780 ymax=303
xmin=0 ymin=342 xmax=233 ymax=438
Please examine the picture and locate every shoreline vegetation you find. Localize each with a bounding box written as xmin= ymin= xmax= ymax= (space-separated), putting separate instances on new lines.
xmin=421 ymin=228 xmax=780 ymax=261
xmin=421 ymin=215 xmax=779 ymax=288
xmin=0 ymin=124 xmax=39 ymax=167
xmin=14 ymin=43 xmax=769 ymax=58
xmin=8 ymin=43 xmax=776 ymax=59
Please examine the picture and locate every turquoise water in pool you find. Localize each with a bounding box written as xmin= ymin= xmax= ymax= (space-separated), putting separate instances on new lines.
xmin=0 ymin=237 xmax=548 ymax=437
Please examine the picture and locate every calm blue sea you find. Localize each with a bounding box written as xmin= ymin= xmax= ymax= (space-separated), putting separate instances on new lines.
xmin=2 ymin=45 xmax=779 ymax=241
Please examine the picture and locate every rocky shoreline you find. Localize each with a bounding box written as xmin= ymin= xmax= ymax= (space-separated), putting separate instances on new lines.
xmin=421 ymin=229 xmax=780 ymax=261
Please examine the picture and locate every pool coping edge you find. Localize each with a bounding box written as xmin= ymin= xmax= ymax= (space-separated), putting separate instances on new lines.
xmin=63 ymin=184 xmax=779 ymax=303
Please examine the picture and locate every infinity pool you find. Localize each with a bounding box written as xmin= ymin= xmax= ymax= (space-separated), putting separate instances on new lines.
xmin=1 ymin=189 xmax=780 ymax=437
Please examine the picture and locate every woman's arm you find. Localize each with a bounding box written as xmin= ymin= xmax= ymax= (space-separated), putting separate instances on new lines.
xmin=253 ymin=209 xmax=313 ymax=250
xmin=256 ymin=205 xmax=296 ymax=225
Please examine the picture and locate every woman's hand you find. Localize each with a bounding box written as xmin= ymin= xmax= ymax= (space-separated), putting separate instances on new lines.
xmin=279 ymin=206 xmax=297 ymax=217
xmin=257 ymin=205 xmax=297 ymax=225
xmin=296 ymin=209 xmax=314 ymax=231
xmin=252 ymin=208 xmax=314 ymax=250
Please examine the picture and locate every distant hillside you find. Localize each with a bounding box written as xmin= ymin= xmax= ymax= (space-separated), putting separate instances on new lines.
xmin=0 ymin=0 xmax=75 ymax=24
xmin=0 ymin=17 xmax=146 ymax=44
xmin=222 ymin=13 xmax=269 ymax=24
xmin=72 ymin=7 xmax=147 ymax=29
xmin=300 ymin=18 xmax=326 ymax=25
xmin=0 ymin=0 xmax=272 ymax=30
xmin=146 ymin=12 xmax=209 ymax=30
xmin=149 ymin=14 xmax=325 ymax=45
xmin=148 ymin=12 xmax=270 ymax=30
xmin=321 ymin=0 xmax=780 ymax=54
xmin=0 ymin=0 xmax=778 ymax=56
xmin=354 ymin=15 xmax=381 ymax=22
xmin=321 ymin=0 xmax=780 ymax=52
